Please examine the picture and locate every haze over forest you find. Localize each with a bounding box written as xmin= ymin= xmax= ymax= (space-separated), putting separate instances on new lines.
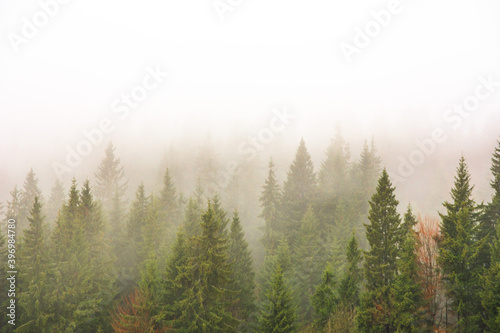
xmin=2 ymin=0 xmax=500 ymax=332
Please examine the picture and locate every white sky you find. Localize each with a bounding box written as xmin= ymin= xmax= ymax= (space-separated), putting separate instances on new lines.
xmin=1 ymin=0 xmax=500 ymax=204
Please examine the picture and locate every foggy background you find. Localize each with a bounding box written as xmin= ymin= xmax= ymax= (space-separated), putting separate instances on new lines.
xmin=1 ymin=0 xmax=500 ymax=218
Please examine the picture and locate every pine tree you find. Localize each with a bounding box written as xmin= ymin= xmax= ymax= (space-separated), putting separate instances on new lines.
xmin=292 ymin=208 xmax=326 ymax=324
xmin=392 ymin=231 xmax=426 ymax=332
xmin=18 ymin=197 xmax=52 ymax=332
xmin=318 ymin=128 xmax=350 ymax=197
xmin=19 ymin=169 xmax=43 ymax=234
xmin=159 ymin=168 xmax=180 ymax=238
xmin=94 ymin=142 xmax=128 ymax=225
xmin=127 ymin=183 xmax=150 ymax=280
xmin=50 ymin=179 xmax=115 ymax=332
xmin=281 ymin=138 xmax=317 ymax=248
xmin=46 ymin=180 xmax=65 ymax=224
xmin=438 ymin=157 xmax=485 ymax=332
xmin=183 ymin=197 xmax=202 ymax=237
xmin=479 ymin=139 xmax=500 ymax=269
xmin=481 ymin=221 xmax=500 ymax=331
xmin=355 ymin=139 xmax=381 ymax=214
xmin=312 ymin=264 xmax=338 ymax=330
xmin=175 ymin=201 xmax=237 ymax=332
xmin=4 ymin=185 xmax=22 ymax=223
xmin=162 ymin=228 xmax=190 ymax=325
xmin=400 ymin=204 xmax=418 ymax=241
xmin=259 ymin=158 xmax=282 ymax=254
xmin=228 ymin=211 xmax=257 ymax=329
xmin=258 ymin=237 xmax=292 ymax=307
xmin=356 ymin=168 xmax=401 ymax=333
xmin=338 ymin=233 xmax=362 ymax=308
xmin=260 ymin=265 xmax=296 ymax=333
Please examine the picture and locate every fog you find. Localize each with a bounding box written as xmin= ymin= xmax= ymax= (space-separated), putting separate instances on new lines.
xmin=2 ymin=0 xmax=500 ymax=220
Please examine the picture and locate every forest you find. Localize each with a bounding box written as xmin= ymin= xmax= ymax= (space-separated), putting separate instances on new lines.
xmin=2 ymin=133 xmax=500 ymax=333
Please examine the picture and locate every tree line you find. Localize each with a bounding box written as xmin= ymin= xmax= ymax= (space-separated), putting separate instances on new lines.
xmin=2 ymin=135 xmax=500 ymax=332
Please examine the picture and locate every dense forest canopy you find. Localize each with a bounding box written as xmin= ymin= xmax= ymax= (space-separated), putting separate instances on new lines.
xmin=2 ymin=135 xmax=500 ymax=332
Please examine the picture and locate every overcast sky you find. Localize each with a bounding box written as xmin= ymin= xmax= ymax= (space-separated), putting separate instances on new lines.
xmin=1 ymin=0 xmax=500 ymax=207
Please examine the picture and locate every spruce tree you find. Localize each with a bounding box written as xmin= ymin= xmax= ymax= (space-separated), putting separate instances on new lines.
xmin=183 ymin=197 xmax=202 ymax=237
xmin=4 ymin=185 xmax=22 ymax=223
xmin=312 ymin=264 xmax=338 ymax=330
xmin=338 ymin=232 xmax=362 ymax=308
xmin=258 ymin=237 xmax=292 ymax=307
xmin=400 ymin=204 xmax=418 ymax=241
xmin=318 ymin=128 xmax=350 ymax=197
xmin=18 ymin=197 xmax=52 ymax=332
xmin=50 ymin=179 xmax=115 ymax=332
xmin=481 ymin=221 xmax=500 ymax=331
xmin=175 ymin=201 xmax=237 ymax=332
xmin=46 ymin=180 xmax=65 ymax=224
xmin=228 ymin=211 xmax=257 ymax=329
xmin=159 ymin=168 xmax=180 ymax=237
xmin=292 ymin=208 xmax=326 ymax=324
xmin=479 ymin=139 xmax=500 ymax=269
xmin=127 ymin=183 xmax=150 ymax=281
xmin=259 ymin=158 xmax=282 ymax=254
xmin=392 ymin=232 xmax=426 ymax=332
xmin=355 ymin=139 xmax=381 ymax=214
xmin=163 ymin=228 xmax=190 ymax=325
xmin=94 ymin=142 xmax=127 ymax=225
xmin=259 ymin=265 xmax=296 ymax=333
xmin=19 ymin=169 xmax=42 ymax=234
xmin=281 ymin=138 xmax=317 ymax=248
xmin=356 ymin=168 xmax=401 ymax=333
xmin=438 ymin=157 xmax=485 ymax=331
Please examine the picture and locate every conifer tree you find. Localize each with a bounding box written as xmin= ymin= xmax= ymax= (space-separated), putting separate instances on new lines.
xmin=259 ymin=158 xmax=282 ymax=254
xmin=228 ymin=211 xmax=256 ymax=329
xmin=175 ymin=201 xmax=237 ymax=332
xmin=183 ymin=197 xmax=202 ymax=237
xmin=50 ymin=180 xmax=94 ymax=331
xmin=159 ymin=168 xmax=180 ymax=236
xmin=400 ymin=204 xmax=418 ymax=241
xmin=162 ymin=228 xmax=190 ymax=325
xmin=479 ymin=139 xmax=500 ymax=269
xmin=260 ymin=265 xmax=296 ymax=333
xmin=481 ymin=221 xmax=500 ymax=331
xmin=392 ymin=232 xmax=426 ymax=332
xmin=127 ymin=183 xmax=150 ymax=280
xmin=258 ymin=237 xmax=292 ymax=307
xmin=438 ymin=157 xmax=485 ymax=331
xmin=292 ymin=208 xmax=326 ymax=323
xmin=281 ymin=138 xmax=317 ymax=248
xmin=355 ymin=139 xmax=381 ymax=214
xmin=19 ymin=169 xmax=42 ymax=234
xmin=50 ymin=179 xmax=115 ymax=332
xmin=312 ymin=264 xmax=338 ymax=330
xmin=18 ymin=197 xmax=52 ymax=332
xmin=94 ymin=142 xmax=128 ymax=226
xmin=318 ymin=128 xmax=350 ymax=197
xmin=46 ymin=180 xmax=65 ymax=224
xmin=4 ymin=185 xmax=22 ymax=223
xmin=338 ymin=233 xmax=362 ymax=308
xmin=356 ymin=168 xmax=401 ymax=332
